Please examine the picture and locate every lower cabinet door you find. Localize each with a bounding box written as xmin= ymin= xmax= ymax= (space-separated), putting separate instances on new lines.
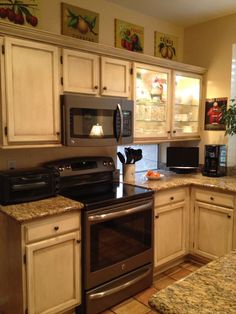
xmin=26 ymin=232 xmax=81 ymax=314
xmin=193 ymin=201 xmax=233 ymax=260
xmin=154 ymin=202 xmax=187 ymax=267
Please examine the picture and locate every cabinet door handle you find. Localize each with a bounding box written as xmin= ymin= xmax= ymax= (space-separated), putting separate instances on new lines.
xmin=103 ymin=86 xmax=107 ymax=90
xmin=167 ymin=131 xmax=171 ymax=134
xmin=227 ymin=214 xmax=231 ymax=219
xmin=76 ymin=240 xmax=81 ymax=244
xmin=173 ymin=130 xmax=176 ymax=134
xmin=155 ymin=214 xmax=159 ymax=219
xmin=56 ymin=132 xmax=60 ymax=136
xmin=94 ymin=85 xmax=98 ymax=89
xmin=210 ymin=196 xmax=214 ymax=201
xmin=170 ymin=196 xmax=174 ymax=200
xmin=54 ymin=226 xmax=59 ymax=231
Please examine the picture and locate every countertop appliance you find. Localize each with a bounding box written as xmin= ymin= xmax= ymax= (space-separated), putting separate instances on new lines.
xmin=0 ymin=167 xmax=60 ymax=205
xmin=202 ymin=145 xmax=227 ymax=177
xmin=166 ymin=147 xmax=199 ymax=173
xmin=45 ymin=156 xmax=154 ymax=314
xmin=61 ymin=94 xmax=133 ymax=147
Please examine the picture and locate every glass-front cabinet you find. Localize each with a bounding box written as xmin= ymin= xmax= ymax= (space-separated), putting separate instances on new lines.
xmin=133 ymin=63 xmax=202 ymax=142
xmin=172 ymin=71 xmax=201 ymax=138
xmin=134 ymin=63 xmax=171 ymax=140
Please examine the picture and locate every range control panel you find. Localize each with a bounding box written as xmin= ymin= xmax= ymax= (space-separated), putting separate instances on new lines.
xmin=44 ymin=157 xmax=115 ymax=177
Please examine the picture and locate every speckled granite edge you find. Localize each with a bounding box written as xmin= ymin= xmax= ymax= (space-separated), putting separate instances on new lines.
xmin=149 ymin=251 xmax=236 ymax=314
xmin=127 ymin=172 xmax=236 ymax=193
xmin=0 ymin=195 xmax=84 ymax=223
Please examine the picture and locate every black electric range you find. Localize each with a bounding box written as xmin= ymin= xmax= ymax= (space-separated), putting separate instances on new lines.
xmin=45 ymin=156 xmax=153 ymax=209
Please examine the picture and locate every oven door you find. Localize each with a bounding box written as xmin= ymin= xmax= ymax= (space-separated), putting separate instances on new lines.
xmin=84 ymin=197 xmax=153 ymax=290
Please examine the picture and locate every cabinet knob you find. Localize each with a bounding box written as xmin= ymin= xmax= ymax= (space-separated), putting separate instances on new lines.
xmin=56 ymin=132 xmax=60 ymax=136
xmin=155 ymin=214 xmax=159 ymax=219
xmin=167 ymin=131 xmax=171 ymax=134
xmin=94 ymin=85 xmax=98 ymax=89
xmin=173 ymin=130 xmax=176 ymax=134
xmin=170 ymin=196 xmax=174 ymax=200
xmin=76 ymin=240 xmax=81 ymax=244
xmin=210 ymin=196 xmax=214 ymax=201
xmin=103 ymin=86 xmax=107 ymax=90
xmin=54 ymin=226 xmax=59 ymax=231
xmin=227 ymin=214 xmax=231 ymax=219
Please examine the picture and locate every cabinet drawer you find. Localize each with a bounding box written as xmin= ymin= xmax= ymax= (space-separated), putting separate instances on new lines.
xmin=194 ymin=189 xmax=234 ymax=209
xmin=24 ymin=212 xmax=80 ymax=243
xmin=155 ymin=188 xmax=187 ymax=208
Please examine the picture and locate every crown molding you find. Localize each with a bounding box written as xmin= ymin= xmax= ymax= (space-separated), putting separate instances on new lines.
xmin=0 ymin=21 xmax=206 ymax=74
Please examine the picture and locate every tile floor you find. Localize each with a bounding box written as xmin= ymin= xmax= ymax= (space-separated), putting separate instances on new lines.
xmin=100 ymin=260 xmax=204 ymax=314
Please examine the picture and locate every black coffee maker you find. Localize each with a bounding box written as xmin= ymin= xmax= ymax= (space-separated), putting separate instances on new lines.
xmin=202 ymin=145 xmax=227 ymax=177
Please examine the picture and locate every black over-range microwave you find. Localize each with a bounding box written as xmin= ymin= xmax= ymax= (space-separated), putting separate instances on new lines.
xmin=61 ymin=94 xmax=133 ymax=146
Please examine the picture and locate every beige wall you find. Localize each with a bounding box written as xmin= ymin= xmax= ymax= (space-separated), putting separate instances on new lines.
xmin=184 ymin=13 xmax=236 ymax=166
xmin=0 ymin=0 xmax=184 ymax=170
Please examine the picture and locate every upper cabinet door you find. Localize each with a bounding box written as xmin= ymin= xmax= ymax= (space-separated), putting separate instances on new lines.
xmin=4 ymin=37 xmax=60 ymax=144
xmin=133 ymin=63 xmax=171 ymax=140
xmin=63 ymin=49 xmax=99 ymax=95
xmin=101 ymin=57 xmax=130 ymax=97
xmin=172 ymin=71 xmax=201 ymax=138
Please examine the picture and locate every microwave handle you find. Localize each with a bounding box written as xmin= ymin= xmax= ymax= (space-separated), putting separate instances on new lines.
xmin=115 ymin=103 xmax=123 ymax=143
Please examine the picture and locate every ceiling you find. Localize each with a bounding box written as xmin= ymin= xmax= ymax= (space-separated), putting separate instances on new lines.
xmin=107 ymin=0 xmax=236 ymax=27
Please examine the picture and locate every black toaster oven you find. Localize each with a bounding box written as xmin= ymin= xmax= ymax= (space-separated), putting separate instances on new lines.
xmin=0 ymin=167 xmax=60 ymax=205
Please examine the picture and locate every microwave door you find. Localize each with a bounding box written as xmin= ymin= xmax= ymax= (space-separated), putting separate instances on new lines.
xmin=114 ymin=103 xmax=123 ymax=144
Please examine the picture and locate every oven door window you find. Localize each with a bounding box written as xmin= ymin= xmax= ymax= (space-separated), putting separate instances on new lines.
xmin=70 ymin=108 xmax=115 ymax=138
xmin=90 ymin=209 xmax=152 ymax=272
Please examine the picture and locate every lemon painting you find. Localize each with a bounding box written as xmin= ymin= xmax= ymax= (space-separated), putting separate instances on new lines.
xmin=61 ymin=3 xmax=99 ymax=43
xmin=154 ymin=31 xmax=178 ymax=61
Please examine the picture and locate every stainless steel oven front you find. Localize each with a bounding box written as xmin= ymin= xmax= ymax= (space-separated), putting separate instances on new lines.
xmin=84 ymin=196 xmax=154 ymax=314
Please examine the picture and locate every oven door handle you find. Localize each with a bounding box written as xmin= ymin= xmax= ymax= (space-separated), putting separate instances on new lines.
xmin=88 ymin=201 xmax=152 ymax=222
xmin=88 ymin=267 xmax=152 ymax=300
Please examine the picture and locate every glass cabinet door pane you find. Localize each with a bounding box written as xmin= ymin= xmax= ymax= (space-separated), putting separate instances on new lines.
xmin=173 ymin=74 xmax=201 ymax=136
xmin=135 ymin=65 xmax=170 ymax=138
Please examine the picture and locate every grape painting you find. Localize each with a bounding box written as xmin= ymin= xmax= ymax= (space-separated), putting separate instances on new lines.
xmin=0 ymin=0 xmax=38 ymax=26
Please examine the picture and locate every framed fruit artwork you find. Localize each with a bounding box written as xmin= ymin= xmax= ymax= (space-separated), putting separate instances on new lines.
xmin=61 ymin=3 xmax=99 ymax=43
xmin=115 ymin=19 xmax=144 ymax=53
xmin=0 ymin=0 xmax=38 ymax=27
xmin=154 ymin=31 xmax=178 ymax=60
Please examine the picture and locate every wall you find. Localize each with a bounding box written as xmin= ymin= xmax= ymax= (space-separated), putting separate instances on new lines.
xmin=183 ymin=13 xmax=236 ymax=167
xmin=0 ymin=0 xmax=184 ymax=170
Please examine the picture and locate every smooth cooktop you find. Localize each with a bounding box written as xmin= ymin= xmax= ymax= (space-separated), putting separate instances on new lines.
xmin=60 ymin=181 xmax=153 ymax=210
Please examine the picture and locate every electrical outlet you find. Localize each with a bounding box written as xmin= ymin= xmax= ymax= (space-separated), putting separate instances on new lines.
xmin=7 ymin=160 xmax=16 ymax=170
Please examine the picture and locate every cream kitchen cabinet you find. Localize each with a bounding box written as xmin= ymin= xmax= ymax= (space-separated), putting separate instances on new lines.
xmin=62 ymin=49 xmax=130 ymax=97
xmin=133 ymin=63 xmax=202 ymax=142
xmin=1 ymin=37 xmax=61 ymax=147
xmin=171 ymin=71 xmax=201 ymax=138
xmin=154 ymin=187 xmax=189 ymax=267
xmin=191 ymin=188 xmax=234 ymax=260
xmin=0 ymin=211 xmax=81 ymax=314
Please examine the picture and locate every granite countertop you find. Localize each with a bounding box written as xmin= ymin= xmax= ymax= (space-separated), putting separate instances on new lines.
xmin=149 ymin=250 xmax=236 ymax=314
xmin=123 ymin=171 xmax=236 ymax=193
xmin=0 ymin=195 xmax=84 ymax=223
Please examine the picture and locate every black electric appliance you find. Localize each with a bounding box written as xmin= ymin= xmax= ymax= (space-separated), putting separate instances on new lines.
xmin=166 ymin=147 xmax=199 ymax=173
xmin=202 ymin=145 xmax=227 ymax=177
xmin=61 ymin=94 xmax=133 ymax=147
xmin=45 ymin=157 xmax=154 ymax=314
xmin=0 ymin=167 xmax=60 ymax=205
